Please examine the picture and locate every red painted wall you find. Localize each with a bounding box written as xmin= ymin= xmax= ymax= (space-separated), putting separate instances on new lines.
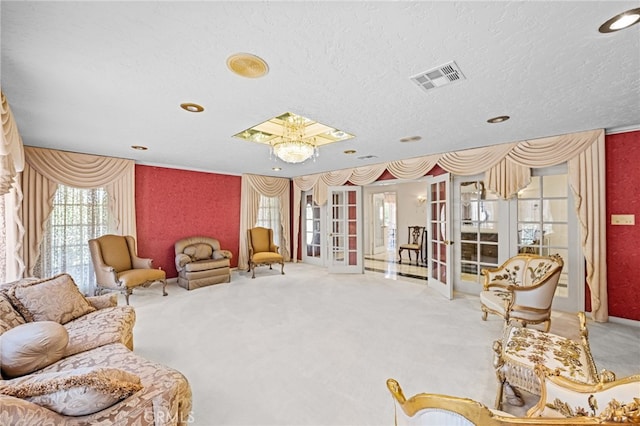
xmin=135 ymin=166 xmax=241 ymax=278
xmin=606 ymin=130 xmax=640 ymax=320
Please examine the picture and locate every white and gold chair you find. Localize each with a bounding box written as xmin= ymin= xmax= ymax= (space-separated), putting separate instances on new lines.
xmin=528 ymin=365 xmax=639 ymax=422
xmin=480 ymin=253 xmax=564 ymax=331
xmin=386 ymin=378 xmax=634 ymax=425
xmin=386 ymin=378 xmax=514 ymax=426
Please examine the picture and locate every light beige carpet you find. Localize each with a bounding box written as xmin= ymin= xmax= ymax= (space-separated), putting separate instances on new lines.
xmin=127 ymin=263 xmax=640 ymax=426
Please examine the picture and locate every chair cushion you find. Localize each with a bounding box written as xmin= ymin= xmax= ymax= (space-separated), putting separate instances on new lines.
xmin=399 ymin=244 xmax=420 ymax=250
xmin=184 ymin=258 xmax=229 ymax=272
xmin=479 ymin=289 xmax=511 ymax=315
xmin=117 ymin=269 xmax=165 ymax=289
xmin=500 ymin=326 xmax=597 ymax=394
xmin=7 ymin=274 xmax=96 ymax=324
xmin=183 ymin=243 xmax=213 ymax=261
xmin=0 ymin=321 xmax=69 ymax=378
xmin=252 ymin=252 xmax=283 ymax=263
xmin=0 ymin=366 xmax=142 ymax=416
xmin=98 ymin=235 xmax=132 ymax=273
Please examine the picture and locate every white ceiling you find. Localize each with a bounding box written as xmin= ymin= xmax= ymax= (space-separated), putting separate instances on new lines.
xmin=2 ymin=1 xmax=639 ymax=178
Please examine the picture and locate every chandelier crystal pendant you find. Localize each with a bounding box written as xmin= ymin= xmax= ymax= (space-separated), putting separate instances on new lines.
xmin=270 ymin=114 xmax=318 ymax=164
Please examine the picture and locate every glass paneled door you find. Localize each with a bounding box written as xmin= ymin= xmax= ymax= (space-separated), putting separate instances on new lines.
xmin=327 ymin=186 xmax=363 ymax=273
xmin=512 ymin=173 xmax=583 ymax=313
xmin=427 ymin=174 xmax=453 ymax=299
xmin=302 ymin=191 xmax=325 ymax=266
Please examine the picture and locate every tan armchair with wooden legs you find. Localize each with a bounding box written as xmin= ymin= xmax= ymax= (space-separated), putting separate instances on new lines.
xmin=247 ymin=227 xmax=284 ymax=279
xmin=89 ymin=234 xmax=167 ymax=305
xmin=480 ymin=253 xmax=564 ymax=332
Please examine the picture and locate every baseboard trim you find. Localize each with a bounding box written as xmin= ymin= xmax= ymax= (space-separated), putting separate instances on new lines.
xmin=608 ymin=315 xmax=640 ymax=327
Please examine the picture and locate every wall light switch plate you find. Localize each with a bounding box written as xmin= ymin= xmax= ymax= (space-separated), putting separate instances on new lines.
xmin=611 ymin=214 xmax=635 ymax=225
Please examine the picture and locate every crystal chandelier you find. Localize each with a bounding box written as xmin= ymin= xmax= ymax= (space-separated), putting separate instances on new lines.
xmin=233 ymin=112 xmax=354 ymax=165
xmin=270 ymin=114 xmax=318 ymax=164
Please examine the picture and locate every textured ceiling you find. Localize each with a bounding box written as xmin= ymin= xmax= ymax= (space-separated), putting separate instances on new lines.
xmin=1 ymin=1 xmax=639 ymax=178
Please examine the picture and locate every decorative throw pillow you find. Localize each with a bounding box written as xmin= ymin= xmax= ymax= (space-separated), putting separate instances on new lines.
xmin=8 ymin=273 xmax=96 ymax=324
xmin=0 ymin=321 xmax=69 ymax=378
xmin=184 ymin=243 xmax=213 ymax=261
xmin=0 ymin=366 xmax=142 ymax=416
xmin=212 ymin=250 xmax=225 ymax=260
xmin=0 ymin=292 xmax=26 ymax=332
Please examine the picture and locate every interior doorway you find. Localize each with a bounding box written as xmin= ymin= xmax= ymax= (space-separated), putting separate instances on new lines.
xmin=363 ymin=181 xmax=428 ymax=281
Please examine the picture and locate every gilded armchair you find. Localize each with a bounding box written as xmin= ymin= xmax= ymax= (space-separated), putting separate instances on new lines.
xmin=247 ymin=227 xmax=284 ymax=279
xmin=480 ymin=253 xmax=564 ymax=331
xmin=89 ymin=234 xmax=166 ymax=305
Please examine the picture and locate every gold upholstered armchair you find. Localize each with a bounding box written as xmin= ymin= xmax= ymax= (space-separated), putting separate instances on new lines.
xmin=480 ymin=253 xmax=564 ymax=331
xmin=89 ymin=234 xmax=167 ymax=305
xmin=247 ymin=227 xmax=284 ymax=279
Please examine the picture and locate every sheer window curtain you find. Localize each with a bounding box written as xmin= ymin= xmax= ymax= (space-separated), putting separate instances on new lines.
xmin=256 ymin=195 xmax=281 ymax=248
xmin=34 ymin=185 xmax=110 ymax=294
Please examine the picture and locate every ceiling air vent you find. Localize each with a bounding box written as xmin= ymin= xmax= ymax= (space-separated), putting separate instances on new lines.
xmin=410 ymin=61 xmax=465 ymax=93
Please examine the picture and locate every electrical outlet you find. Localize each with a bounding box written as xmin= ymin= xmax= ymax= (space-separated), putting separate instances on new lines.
xmin=611 ymin=214 xmax=635 ymax=225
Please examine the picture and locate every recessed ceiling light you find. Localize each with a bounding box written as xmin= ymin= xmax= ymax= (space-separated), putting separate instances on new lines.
xmin=487 ymin=115 xmax=510 ymax=124
xmin=344 ymin=149 xmax=357 ymax=155
xmin=131 ymin=145 xmax=148 ymax=151
xmin=272 ymin=167 xmax=282 ymax=171
xmin=399 ymin=136 xmax=422 ymax=143
xmin=180 ymin=103 xmax=204 ymax=113
xmin=227 ymin=53 xmax=269 ymax=78
xmin=599 ymin=8 xmax=640 ymax=33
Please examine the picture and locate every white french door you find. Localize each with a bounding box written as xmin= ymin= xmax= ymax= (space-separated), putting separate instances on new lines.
xmin=427 ymin=174 xmax=453 ymax=299
xmin=327 ymin=186 xmax=363 ymax=274
xmin=302 ymin=190 xmax=325 ymax=266
xmin=452 ymin=167 xmax=584 ymax=313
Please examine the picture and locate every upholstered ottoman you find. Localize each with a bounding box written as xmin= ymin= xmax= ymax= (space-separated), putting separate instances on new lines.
xmin=492 ymin=312 xmax=603 ymax=410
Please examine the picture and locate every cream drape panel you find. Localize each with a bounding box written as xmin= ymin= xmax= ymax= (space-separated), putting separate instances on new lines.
xmin=485 ymin=157 xmax=531 ymax=201
xmin=439 ymin=143 xmax=516 ymax=176
xmin=1 ymin=90 xmax=25 ymax=196
xmin=568 ymin=133 xmax=607 ymax=322
xmin=348 ymin=164 xmax=388 ymax=185
xmin=289 ymin=129 xmax=607 ymax=320
xmin=292 ymin=174 xmax=321 ymax=264
xmin=387 ymin=156 xmax=439 ymax=180
xmin=238 ymin=174 xmax=291 ymax=271
xmin=17 ymin=147 xmax=136 ymax=277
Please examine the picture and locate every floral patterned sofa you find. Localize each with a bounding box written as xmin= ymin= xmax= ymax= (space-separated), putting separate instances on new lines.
xmin=0 ymin=273 xmax=192 ymax=425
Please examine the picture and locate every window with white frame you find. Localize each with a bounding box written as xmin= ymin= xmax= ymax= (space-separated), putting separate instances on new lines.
xmin=255 ymin=195 xmax=281 ymax=247
xmin=34 ymin=185 xmax=110 ymax=294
